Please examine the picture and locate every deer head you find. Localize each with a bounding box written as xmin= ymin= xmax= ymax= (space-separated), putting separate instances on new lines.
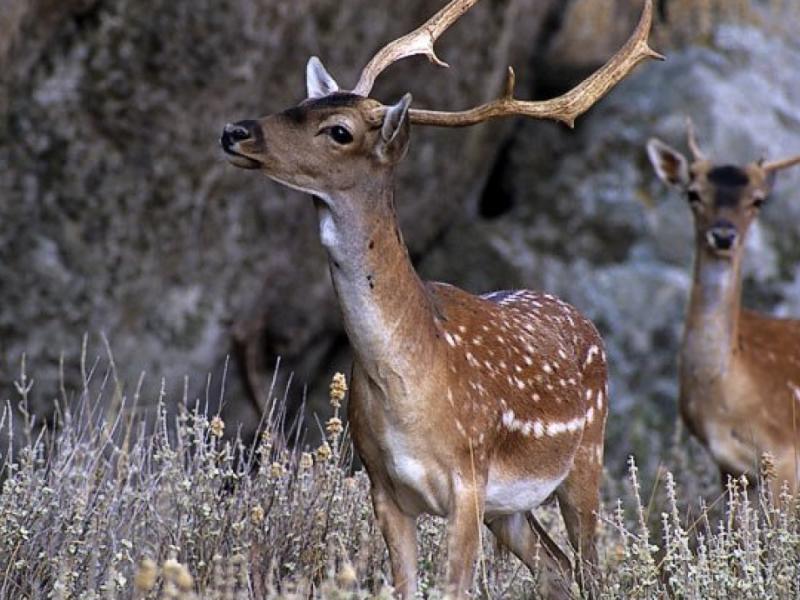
xmin=647 ymin=121 xmax=800 ymax=258
xmin=221 ymin=60 xmax=412 ymax=197
xmin=222 ymin=0 xmax=662 ymax=201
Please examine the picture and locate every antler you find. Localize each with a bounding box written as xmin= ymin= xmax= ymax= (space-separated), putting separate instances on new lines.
xmin=686 ymin=117 xmax=707 ymax=161
xmin=405 ymin=0 xmax=664 ymax=128
xmin=762 ymin=154 xmax=800 ymax=173
xmin=352 ymin=0 xmax=480 ymax=97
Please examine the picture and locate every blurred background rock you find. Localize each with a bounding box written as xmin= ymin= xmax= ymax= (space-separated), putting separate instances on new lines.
xmin=1 ymin=0 xmax=798 ymax=476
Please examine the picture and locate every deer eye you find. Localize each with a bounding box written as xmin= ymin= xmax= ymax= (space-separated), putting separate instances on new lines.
xmin=687 ymin=190 xmax=701 ymax=204
xmin=752 ymin=196 xmax=766 ymax=209
xmin=327 ymin=125 xmax=353 ymax=145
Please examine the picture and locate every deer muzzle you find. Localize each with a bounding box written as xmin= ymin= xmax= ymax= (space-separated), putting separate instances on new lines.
xmin=220 ymin=120 xmax=263 ymax=169
xmin=705 ymin=221 xmax=738 ymax=255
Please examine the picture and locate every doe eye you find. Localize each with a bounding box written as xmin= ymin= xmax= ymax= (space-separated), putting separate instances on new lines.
xmin=687 ymin=190 xmax=701 ymax=204
xmin=752 ymin=197 xmax=766 ymax=209
xmin=328 ymin=125 xmax=353 ymax=145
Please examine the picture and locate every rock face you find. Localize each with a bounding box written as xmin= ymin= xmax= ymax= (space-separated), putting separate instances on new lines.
xmin=0 ymin=0 xmax=558 ymax=429
xmin=2 ymin=0 xmax=799 ymax=471
xmin=421 ymin=21 xmax=800 ymax=471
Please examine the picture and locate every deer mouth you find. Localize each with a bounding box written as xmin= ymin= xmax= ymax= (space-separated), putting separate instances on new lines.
xmin=223 ymin=149 xmax=262 ymax=170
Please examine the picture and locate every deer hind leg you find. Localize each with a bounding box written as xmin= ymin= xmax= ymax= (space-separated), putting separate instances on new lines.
xmin=486 ymin=512 xmax=573 ymax=599
xmin=555 ymin=439 xmax=603 ymax=594
xmin=371 ymin=486 xmax=418 ymax=599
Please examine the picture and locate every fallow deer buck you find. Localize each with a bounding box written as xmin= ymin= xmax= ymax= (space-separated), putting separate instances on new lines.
xmin=647 ymin=123 xmax=800 ymax=496
xmin=221 ymin=1 xmax=661 ymax=596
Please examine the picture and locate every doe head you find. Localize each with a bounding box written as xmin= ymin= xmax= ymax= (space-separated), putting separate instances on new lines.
xmin=646 ymin=120 xmax=800 ymax=259
xmin=220 ymin=57 xmax=412 ymax=197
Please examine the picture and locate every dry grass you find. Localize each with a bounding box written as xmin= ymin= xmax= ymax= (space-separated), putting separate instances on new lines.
xmin=1 ymin=353 xmax=799 ymax=599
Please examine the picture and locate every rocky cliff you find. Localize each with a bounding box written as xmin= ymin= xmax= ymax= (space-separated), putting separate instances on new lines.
xmin=2 ymin=0 xmax=799 ymax=469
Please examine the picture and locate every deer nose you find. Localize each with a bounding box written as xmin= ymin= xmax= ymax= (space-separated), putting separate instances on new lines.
xmin=706 ymin=222 xmax=738 ymax=252
xmin=220 ymin=120 xmax=259 ymax=150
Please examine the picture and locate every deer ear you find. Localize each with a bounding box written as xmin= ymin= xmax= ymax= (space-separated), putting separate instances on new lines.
xmin=306 ymin=57 xmax=340 ymax=99
xmin=647 ymin=138 xmax=690 ymax=187
xmin=377 ymin=93 xmax=412 ymax=164
xmin=381 ymin=93 xmax=412 ymax=144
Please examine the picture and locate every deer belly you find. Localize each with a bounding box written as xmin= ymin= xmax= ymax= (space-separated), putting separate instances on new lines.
xmin=484 ymin=473 xmax=566 ymax=516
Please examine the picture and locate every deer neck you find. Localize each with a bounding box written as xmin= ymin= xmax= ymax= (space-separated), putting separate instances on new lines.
xmin=682 ymin=240 xmax=743 ymax=382
xmin=313 ymin=180 xmax=438 ymax=392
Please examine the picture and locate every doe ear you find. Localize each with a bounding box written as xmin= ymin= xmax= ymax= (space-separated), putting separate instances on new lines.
xmin=378 ymin=93 xmax=412 ymax=164
xmin=646 ymin=138 xmax=690 ymax=187
xmin=306 ymin=57 xmax=340 ymax=99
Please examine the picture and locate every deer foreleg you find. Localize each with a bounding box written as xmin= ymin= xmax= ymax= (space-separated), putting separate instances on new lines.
xmin=444 ymin=480 xmax=486 ymax=598
xmin=372 ymin=486 xmax=418 ymax=598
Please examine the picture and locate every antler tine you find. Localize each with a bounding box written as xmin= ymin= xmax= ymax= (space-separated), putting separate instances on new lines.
xmin=686 ymin=117 xmax=707 ymax=161
xmin=406 ymin=0 xmax=664 ymax=128
xmin=352 ymin=0 xmax=481 ymax=97
xmin=762 ymin=154 xmax=800 ymax=173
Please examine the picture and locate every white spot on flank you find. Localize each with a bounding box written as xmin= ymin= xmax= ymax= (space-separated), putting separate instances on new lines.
xmin=596 ymin=390 xmax=604 ymax=410
xmin=444 ymin=332 xmax=456 ymax=347
xmin=546 ymin=415 xmax=585 ymax=437
xmin=543 ymin=363 xmax=553 ymax=374
xmin=584 ymin=345 xmax=600 ymax=368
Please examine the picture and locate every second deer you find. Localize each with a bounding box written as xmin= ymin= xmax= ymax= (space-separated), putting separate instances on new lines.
xmin=647 ymin=123 xmax=800 ymax=495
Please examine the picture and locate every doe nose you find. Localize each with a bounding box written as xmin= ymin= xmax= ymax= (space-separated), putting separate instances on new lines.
xmin=221 ymin=120 xmax=258 ymax=149
xmin=707 ymin=223 xmax=738 ymax=251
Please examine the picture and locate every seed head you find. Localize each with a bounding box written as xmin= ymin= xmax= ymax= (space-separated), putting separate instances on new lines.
xmin=270 ymin=462 xmax=285 ymax=479
xmin=250 ymin=505 xmax=265 ymax=526
xmin=326 ymin=417 xmax=343 ymax=437
xmin=299 ymin=452 xmax=314 ymax=471
xmin=134 ymin=558 xmax=158 ymax=592
xmin=329 ymin=372 xmax=348 ymax=407
xmin=761 ymin=451 xmax=776 ymax=482
xmin=209 ymin=416 xmax=225 ymax=438
xmin=315 ymin=442 xmax=332 ymax=462
xmin=162 ymin=558 xmax=193 ymax=591
xmin=337 ymin=562 xmax=358 ymax=588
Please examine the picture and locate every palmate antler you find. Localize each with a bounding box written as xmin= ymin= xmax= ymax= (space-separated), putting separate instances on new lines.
xmin=353 ymin=0 xmax=664 ymax=128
